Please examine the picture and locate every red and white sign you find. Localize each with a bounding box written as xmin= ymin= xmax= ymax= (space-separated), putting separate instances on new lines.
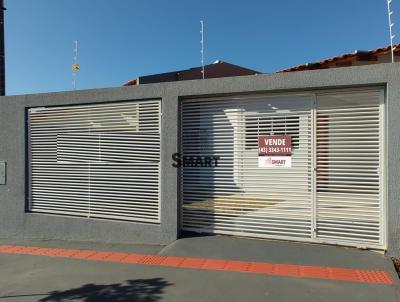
xmin=258 ymin=135 xmax=292 ymax=168
xmin=258 ymin=135 xmax=292 ymax=156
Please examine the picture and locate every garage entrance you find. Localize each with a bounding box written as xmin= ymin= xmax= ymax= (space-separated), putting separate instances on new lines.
xmin=181 ymin=89 xmax=384 ymax=249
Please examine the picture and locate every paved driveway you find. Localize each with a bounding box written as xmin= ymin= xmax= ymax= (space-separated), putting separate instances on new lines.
xmin=0 ymin=236 xmax=398 ymax=302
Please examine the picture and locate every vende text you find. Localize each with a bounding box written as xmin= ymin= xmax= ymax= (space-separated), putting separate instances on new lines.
xmin=258 ymin=135 xmax=292 ymax=156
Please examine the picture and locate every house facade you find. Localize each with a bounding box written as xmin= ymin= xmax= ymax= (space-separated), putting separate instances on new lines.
xmin=0 ymin=62 xmax=399 ymax=255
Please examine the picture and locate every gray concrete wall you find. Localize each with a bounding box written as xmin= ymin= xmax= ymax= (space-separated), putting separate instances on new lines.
xmin=0 ymin=87 xmax=180 ymax=245
xmin=0 ymin=63 xmax=399 ymax=254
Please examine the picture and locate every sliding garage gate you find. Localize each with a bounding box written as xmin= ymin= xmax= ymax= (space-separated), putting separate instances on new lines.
xmin=181 ymin=89 xmax=385 ymax=248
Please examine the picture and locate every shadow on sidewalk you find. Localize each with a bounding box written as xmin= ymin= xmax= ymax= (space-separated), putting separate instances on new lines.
xmin=37 ymin=278 xmax=172 ymax=302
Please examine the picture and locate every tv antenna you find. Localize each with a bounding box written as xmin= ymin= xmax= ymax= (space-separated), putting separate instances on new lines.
xmin=387 ymin=0 xmax=395 ymax=62
xmin=200 ymin=20 xmax=205 ymax=79
xmin=72 ymin=40 xmax=80 ymax=90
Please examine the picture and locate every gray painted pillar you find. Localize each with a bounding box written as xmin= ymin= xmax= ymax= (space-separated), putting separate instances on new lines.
xmin=386 ymin=67 xmax=400 ymax=256
xmin=0 ymin=96 xmax=26 ymax=238
xmin=159 ymin=94 xmax=180 ymax=241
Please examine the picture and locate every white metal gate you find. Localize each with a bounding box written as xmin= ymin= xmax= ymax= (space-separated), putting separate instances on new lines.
xmin=181 ymin=90 xmax=385 ymax=248
xmin=315 ymin=90 xmax=384 ymax=247
xmin=182 ymin=95 xmax=314 ymax=240
xmin=28 ymin=100 xmax=161 ymax=223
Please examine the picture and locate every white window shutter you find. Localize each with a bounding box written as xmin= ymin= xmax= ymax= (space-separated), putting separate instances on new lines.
xmin=28 ymin=100 xmax=161 ymax=223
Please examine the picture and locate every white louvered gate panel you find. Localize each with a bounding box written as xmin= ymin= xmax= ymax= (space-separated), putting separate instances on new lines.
xmin=315 ymin=90 xmax=384 ymax=247
xmin=28 ymin=100 xmax=161 ymax=223
xmin=182 ymin=95 xmax=314 ymax=240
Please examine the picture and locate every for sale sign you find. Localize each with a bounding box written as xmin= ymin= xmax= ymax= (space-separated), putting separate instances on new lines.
xmin=258 ymin=135 xmax=292 ymax=156
xmin=258 ymin=135 xmax=292 ymax=168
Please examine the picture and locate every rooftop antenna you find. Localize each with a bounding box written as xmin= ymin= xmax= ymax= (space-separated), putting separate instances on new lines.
xmin=72 ymin=40 xmax=80 ymax=90
xmin=387 ymin=0 xmax=395 ymax=63
xmin=200 ymin=20 xmax=205 ymax=79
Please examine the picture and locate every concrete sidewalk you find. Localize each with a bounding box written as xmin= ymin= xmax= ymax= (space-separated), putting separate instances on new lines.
xmin=0 ymin=235 xmax=399 ymax=302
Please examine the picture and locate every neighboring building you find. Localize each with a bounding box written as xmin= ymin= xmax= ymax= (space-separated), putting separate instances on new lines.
xmin=124 ymin=45 xmax=398 ymax=86
xmin=280 ymin=44 xmax=400 ymax=72
xmin=123 ymin=60 xmax=260 ymax=86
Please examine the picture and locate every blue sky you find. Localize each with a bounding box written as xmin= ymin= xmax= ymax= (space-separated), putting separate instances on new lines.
xmin=5 ymin=0 xmax=397 ymax=95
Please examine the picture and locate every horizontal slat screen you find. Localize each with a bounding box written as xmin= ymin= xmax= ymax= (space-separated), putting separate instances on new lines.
xmin=182 ymin=90 xmax=384 ymax=249
xmin=182 ymin=96 xmax=314 ymax=240
xmin=28 ymin=100 xmax=161 ymax=223
xmin=316 ymin=90 xmax=383 ymax=245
